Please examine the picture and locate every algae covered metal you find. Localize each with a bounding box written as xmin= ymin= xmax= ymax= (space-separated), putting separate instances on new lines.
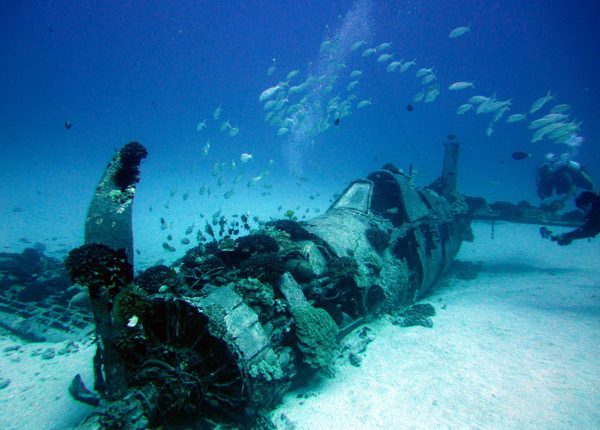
xmin=65 ymin=141 xmax=472 ymax=429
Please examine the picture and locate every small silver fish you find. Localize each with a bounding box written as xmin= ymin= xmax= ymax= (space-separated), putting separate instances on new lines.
xmin=415 ymin=67 xmax=434 ymax=78
xmin=456 ymin=103 xmax=473 ymax=114
xmin=421 ymin=74 xmax=437 ymax=84
xmin=288 ymin=82 xmax=308 ymax=94
xmin=528 ymin=113 xmax=568 ymax=129
xmin=240 ymin=153 xmax=253 ymax=163
xmin=376 ymin=42 xmax=392 ymax=51
xmin=263 ymin=100 xmax=277 ymax=111
xmin=449 ymin=25 xmax=470 ymax=38
xmin=259 ymin=84 xmax=283 ymax=102
xmin=267 ymin=58 xmax=276 ymax=76
xmin=493 ymin=106 xmax=510 ymax=122
xmin=387 ymin=61 xmax=403 ymax=72
xmin=346 ymin=80 xmax=360 ymax=91
xmin=424 ymin=87 xmax=440 ymax=103
xmin=531 ymin=122 xmax=566 ymax=142
xmin=195 ymin=119 xmax=207 ymax=131
xmin=357 ymin=99 xmax=372 ymax=109
xmin=286 ymin=70 xmax=300 ymax=80
xmin=351 ymin=40 xmax=367 ymax=51
xmin=506 ymin=113 xmax=527 ymax=123
xmin=529 ymin=90 xmax=554 ymax=114
xmin=213 ymin=104 xmax=222 ymax=120
xmin=550 ymin=104 xmax=571 ymax=114
xmin=201 ymin=140 xmax=210 ymax=157
xmin=448 ymin=81 xmax=475 ymax=91
xmin=469 ymin=95 xmax=489 ymax=104
xmin=376 ymin=53 xmax=393 ymax=63
xmin=399 ymin=59 xmax=416 ymax=72
xmin=413 ymin=92 xmax=425 ymax=103
xmin=362 ymin=48 xmax=377 ymax=57
xmin=127 ymin=315 xmax=139 ymax=328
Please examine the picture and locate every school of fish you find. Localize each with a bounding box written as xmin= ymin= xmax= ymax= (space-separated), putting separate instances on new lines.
xmin=159 ymin=20 xmax=585 ymax=266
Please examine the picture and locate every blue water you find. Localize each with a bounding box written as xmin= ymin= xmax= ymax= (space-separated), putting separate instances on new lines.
xmin=1 ymin=0 xmax=599 ymax=261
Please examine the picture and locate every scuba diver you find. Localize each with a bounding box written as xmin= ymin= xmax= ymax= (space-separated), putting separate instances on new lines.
xmin=540 ymin=191 xmax=600 ymax=245
xmin=536 ymin=153 xmax=595 ymax=205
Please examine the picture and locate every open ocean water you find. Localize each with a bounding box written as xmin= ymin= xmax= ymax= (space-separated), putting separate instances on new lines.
xmin=1 ymin=0 xmax=599 ymax=261
xmin=0 ymin=1 xmax=599 ymax=429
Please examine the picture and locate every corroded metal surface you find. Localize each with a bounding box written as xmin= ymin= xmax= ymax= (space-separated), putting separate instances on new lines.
xmin=64 ymin=142 xmax=476 ymax=428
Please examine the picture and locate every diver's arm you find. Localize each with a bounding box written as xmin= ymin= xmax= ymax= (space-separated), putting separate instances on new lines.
xmin=555 ymin=201 xmax=600 ymax=245
xmin=556 ymin=220 xmax=600 ymax=245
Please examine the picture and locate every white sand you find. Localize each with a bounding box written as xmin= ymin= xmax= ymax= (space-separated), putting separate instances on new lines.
xmin=273 ymin=222 xmax=600 ymax=430
xmin=1 ymin=221 xmax=598 ymax=429
xmin=0 ymin=336 xmax=95 ymax=430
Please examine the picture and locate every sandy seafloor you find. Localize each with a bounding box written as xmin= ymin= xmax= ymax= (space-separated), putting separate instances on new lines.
xmin=0 ymin=221 xmax=598 ymax=430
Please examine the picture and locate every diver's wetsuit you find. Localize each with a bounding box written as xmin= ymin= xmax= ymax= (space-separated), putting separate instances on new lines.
xmin=536 ymin=161 xmax=595 ymax=200
xmin=556 ymin=193 xmax=600 ymax=245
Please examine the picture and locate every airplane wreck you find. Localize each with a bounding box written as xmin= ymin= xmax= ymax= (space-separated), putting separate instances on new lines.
xmin=0 ymin=140 xmax=584 ymax=429
xmin=59 ymin=139 xmax=473 ymax=429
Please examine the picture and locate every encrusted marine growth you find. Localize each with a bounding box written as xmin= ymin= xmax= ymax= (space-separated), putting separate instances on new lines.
xmin=391 ymin=303 xmax=436 ymax=328
xmin=135 ymin=264 xmax=179 ymax=294
xmin=239 ymin=252 xmax=285 ymax=282
xmin=112 ymin=284 xmax=148 ymax=326
xmin=0 ymin=247 xmax=70 ymax=302
xmin=113 ymin=141 xmax=148 ymax=191
xmin=65 ymin=143 xmax=473 ymax=429
xmin=290 ymin=304 xmax=339 ymax=369
xmin=65 ymin=243 xmax=132 ymax=299
xmin=229 ymin=233 xmax=279 ymax=260
xmin=327 ymin=255 xmax=359 ymax=286
xmin=234 ymin=277 xmax=275 ymax=322
xmin=266 ymin=219 xmax=316 ymax=241
xmin=365 ymin=226 xmax=391 ymax=254
xmin=179 ymin=233 xmax=286 ymax=289
xmin=85 ymin=141 xmax=148 ymax=265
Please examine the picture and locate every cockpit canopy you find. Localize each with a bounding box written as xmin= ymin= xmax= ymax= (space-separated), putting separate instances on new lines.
xmin=329 ymin=167 xmax=430 ymax=226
